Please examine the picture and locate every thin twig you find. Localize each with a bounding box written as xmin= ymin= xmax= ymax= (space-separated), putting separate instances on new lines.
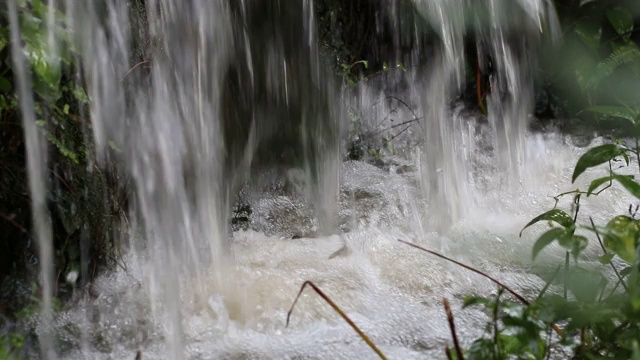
xmin=399 ymin=239 xmax=566 ymax=337
xmin=382 ymin=124 xmax=412 ymax=146
xmin=374 ymin=117 xmax=423 ymax=135
xmin=590 ymin=216 xmax=628 ymax=292
xmin=123 ymin=60 xmax=149 ymax=79
xmin=635 ymin=138 xmax=640 ymax=177
xmin=398 ymin=239 xmax=529 ymax=304
xmin=493 ymin=288 xmax=502 ymax=359
xmin=286 ymin=281 xmax=387 ymax=360
xmin=0 ymin=212 xmax=28 ymax=234
xmin=536 ymin=264 xmax=562 ymax=301
xmin=443 ymin=298 xmax=464 ymax=360
xmin=545 ymin=325 xmax=553 ymax=360
xmin=384 ymin=96 xmax=425 ymax=132
xmin=563 ymin=252 xmax=569 ymax=299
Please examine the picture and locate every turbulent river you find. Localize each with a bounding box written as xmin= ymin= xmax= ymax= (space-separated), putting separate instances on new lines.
xmin=54 ymin=131 xmax=633 ymax=360
xmin=6 ymin=0 xmax=635 ymax=359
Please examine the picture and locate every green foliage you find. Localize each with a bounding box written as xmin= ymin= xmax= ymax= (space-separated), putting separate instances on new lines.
xmin=463 ymin=105 xmax=640 ymax=358
xmin=0 ymin=333 xmax=25 ymax=360
xmin=543 ymin=0 xmax=640 ymax=124
xmin=572 ymin=144 xmax=626 ymax=182
xmin=1 ymin=0 xmax=127 ymax=321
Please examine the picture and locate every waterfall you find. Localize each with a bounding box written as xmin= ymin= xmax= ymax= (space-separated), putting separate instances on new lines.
xmin=6 ymin=0 xmax=564 ymax=358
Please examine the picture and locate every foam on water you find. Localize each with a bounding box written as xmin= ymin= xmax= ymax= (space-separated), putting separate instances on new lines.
xmin=48 ymin=134 xmax=634 ymax=360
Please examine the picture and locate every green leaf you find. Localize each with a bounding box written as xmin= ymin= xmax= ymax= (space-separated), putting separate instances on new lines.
xmin=620 ymin=266 xmax=633 ymax=277
xmin=613 ymin=174 xmax=640 ymax=200
xmin=462 ymin=296 xmax=492 ymax=308
xmin=570 ymin=235 xmax=589 ymax=260
xmin=598 ymin=253 xmax=614 ymax=264
xmin=602 ymin=215 xmax=640 ymax=263
xmin=63 ymin=104 xmax=70 ymax=114
xmin=587 ymin=175 xmax=613 ymax=196
xmin=520 ymin=209 xmax=574 ymax=236
xmin=579 ymin=0 xmax=597 ymax=6
xmin=572 ymin=144 xmax=623 ymax=183
xmin=0 ymin=28 xmax=8 ymax=53
xmin=0 ymin=76 xmax=11 ymax=93
xmin=584 ymin=106 xmax=637 ymax=124
xmin=606 ymin=7 xmax=634 ymax=38
xmin=567 ymin=267 xmax=606 ymax=303
xmin=532 ymin=228 xmax=565 ymax=260
xmin=574 ymin=19 xmax=602 ymax=51
xmin=467 ymin=338 xmax=494 ymax=360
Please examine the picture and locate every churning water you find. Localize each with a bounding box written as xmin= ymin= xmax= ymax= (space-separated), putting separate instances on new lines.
xmin=8 ymin=0 xmax=634 ymax=359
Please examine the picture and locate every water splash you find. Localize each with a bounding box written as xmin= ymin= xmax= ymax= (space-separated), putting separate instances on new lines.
xmin=409 ymin=0 xmax=561 ymax=228
xmin=7 ymin=0 xmax=567 ymax=358
xmin=8 ymin=1 xmax=56 ymax=357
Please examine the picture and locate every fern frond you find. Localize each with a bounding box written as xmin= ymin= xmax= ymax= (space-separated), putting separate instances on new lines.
xmin=588 ymin=44 xmax=640 ymax=89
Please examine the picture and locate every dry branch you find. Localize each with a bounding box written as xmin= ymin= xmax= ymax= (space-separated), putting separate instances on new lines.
xmin=286 ymin=280 xmax=388 ymax=360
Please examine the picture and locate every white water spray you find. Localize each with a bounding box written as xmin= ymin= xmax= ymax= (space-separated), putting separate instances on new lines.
xmin=6 ymin=1 xmax=581 ymax=359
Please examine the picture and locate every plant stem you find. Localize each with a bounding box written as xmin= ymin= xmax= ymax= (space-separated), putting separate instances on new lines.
xmin=564 ymin=252 xmax=569 ymax=299
xmin=286 ymin=281 xmax=387 ymax=360
xmin=590 ymin=217 xmax=628 ymax=292
xmin=443 ymin=298 xmax=464 ymax=360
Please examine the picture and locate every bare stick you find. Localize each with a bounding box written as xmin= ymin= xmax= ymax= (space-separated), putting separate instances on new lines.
xmin=0 ymin=212 xmax=28 ymax=234
xmin=123 ymin=60 xmax=149 ymax=79
xmin=398 ymin=239 xmax=565 ymax=337
xmin=286 ymin=281 xmax=388 ymax=360
xmin=398 ymin=239 xmax=529 ymax=304
xmin=443 ymin=298 xmax=464 ymax=360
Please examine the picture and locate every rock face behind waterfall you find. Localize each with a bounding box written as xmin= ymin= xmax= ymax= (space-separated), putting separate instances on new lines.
xmin=222 ymin=1 xmax=338 ymax=196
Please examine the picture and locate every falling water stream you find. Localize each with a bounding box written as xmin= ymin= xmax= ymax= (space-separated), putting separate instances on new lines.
xmin=7 ymin=0 xmax=636 ymax=359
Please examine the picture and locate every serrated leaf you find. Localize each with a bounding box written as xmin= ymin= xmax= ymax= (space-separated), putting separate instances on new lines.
xmin=520 ymin=209 xmax=574 ymax=236
xmin=572 ymin=144 xmax=623 ymax=183
xmin=598 ymin=253 xmax=614 ymax=264
xmin=606 ymin=7 xmax=634 ymax=38
xmin=533 ymin=228 xmax=565 ymax=260
xmin=587 ymin=175 xmax=613 ymax=196
xmin=584 ymin=106 xmax=637 ymax=125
